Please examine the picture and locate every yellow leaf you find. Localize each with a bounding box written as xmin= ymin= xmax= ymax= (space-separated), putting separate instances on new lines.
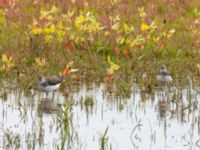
xmin=0 ymin=66 xmax=4 ymax=72
xmin=80 ymin=37 xmax=85 ymax=42
xmin=111 ymin=0 xmax=120 ymax=5
xmin=130 ymin=35 xmax=145 ymax=47
xmin=33 ymin=19 xmax=38 ymax=26
xmin=2 ymin=54 xmax=8 ymax=63
xmin=67 ymin=10 xmax=75 ymax=17
xmin=1 ymin=65 xmax=5 ymax=71
xmin=108 ymin=56 xmax=120 ymax=71
xmin=7 ymin=63 xmax=14 ymax=70
xmin=197 ymin=64 xmax=200 ymax=73
xmin=56 ymin=29 xmax=65 ymax=37
xmin=138 ymin=7 xmax=146 ymax=18
xmin=74 ymin=15 xmax=85 ymax=27
xmin=0 ymin=10 xmax=6 ymax=25
xmin=1 ymin=54 xmax=14 ymax=71
xmin=111 ymin=22 xmax=120 ymax=31
xmin=45 ymin=35 xmax=53 ymax=42
xmin=44 ymin=24 xmax=55 ymax=34
xmin=35 ymin=57 xmax=46 ymax=67
xmin=104 ymin=31 xmax=110 ymax=36
xmin=130 ymin=39 xmax=137 ymax=47
xmin=110 ymin=15 xmax=120 ymax=22
xmin=49 ymin=6 xmax=59 ymax=14
xmin=124 ymin=23 xmax=134 ymax=34
xmin=87 ymin=27 xmax=93 ymax=33
xmin=39 ymin=9 xmax=49 ymax=20
xmin=32 ymin=27 xmax=43 ymax=35
xmin=116 ymin=36 xmax=125 ymax=45
xmin=167 ymin=29 xmax=176 ymax=39
xmin=153 ymin=36 xmax=160 ymax=42
xmin=88 ymin=35 xmax=94 ymax=42
xmin=141 ymin=23 xmax=149 ymax=31
xmin=107 ymin=68 xmax=114 ymax=76
xmin=84 ymin=1 xmax=88 ymax=7
xmin=149 ymin=21 xmax=157 ymax=29
xmin=47 ymin=15 xmax=53 ymax=21
xmin=67 ymin=61 xmax=74 ymax=68
xmin=124 ymin=23 xmax=130 ymax=32
xmin=57 ymin=21 xmax=65 ymax=30
xmin=70 ymin=0 xmax=76 ymax=4
xmin=8 ymin=57 xmax=12 ymax=63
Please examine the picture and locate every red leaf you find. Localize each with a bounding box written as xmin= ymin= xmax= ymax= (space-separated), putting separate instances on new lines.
xmin=113 ymin=47 xmax=120 ymax=55
xmin=156 ymin=40 xmax=165 ymax=48
xmin=144 ymin=34 xmax=149 ymax=41
xmin=64 ymin=40 xmax=75 ymax=51
xmin=0 ymin=0 xmax=15 ymax=8
xmin=123 ymin=49 xmax=129 ymax=56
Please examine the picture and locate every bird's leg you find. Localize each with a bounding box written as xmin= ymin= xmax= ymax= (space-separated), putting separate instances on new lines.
xmin=52 ymin=92 xmax=55 ymax=100
xmin=46 ymin=92 xmax=49 ymax=99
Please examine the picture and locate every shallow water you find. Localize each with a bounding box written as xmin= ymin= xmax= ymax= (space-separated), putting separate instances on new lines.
xmin=0 ymin=83 xmax=200 ymax=150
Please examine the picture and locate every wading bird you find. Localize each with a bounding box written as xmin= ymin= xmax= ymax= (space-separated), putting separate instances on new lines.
xmin=38 ymin=62 xmax=78 ymax=99
xmin=157 ymin=65 xmax=172 ymax=84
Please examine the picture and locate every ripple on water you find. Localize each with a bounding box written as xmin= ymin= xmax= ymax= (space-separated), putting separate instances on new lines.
xmin=0 ymin=83 xmax=200 ymax=150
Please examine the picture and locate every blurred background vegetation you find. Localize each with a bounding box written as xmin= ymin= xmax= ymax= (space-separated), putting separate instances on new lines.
xmin=0 ymin=0 xmax=199 ymax=88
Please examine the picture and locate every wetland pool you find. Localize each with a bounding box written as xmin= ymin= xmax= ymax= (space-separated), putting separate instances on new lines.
xmin=0 ymin=83 xmax=200 ymax=150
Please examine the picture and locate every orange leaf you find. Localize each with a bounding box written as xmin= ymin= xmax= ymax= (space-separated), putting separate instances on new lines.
xmin=62 ymin=67 xmax=70 ymax=76
xmin=123 ymin=49 xmax=129 ymax=56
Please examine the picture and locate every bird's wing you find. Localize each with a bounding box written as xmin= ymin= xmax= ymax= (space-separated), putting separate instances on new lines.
xmin=160 ymin=71 xmax=168 ymax=76
xmin=40 ymin=81 xmax=49 ymax=87
xmin=46 ymin=76 xmax=63 ymax=85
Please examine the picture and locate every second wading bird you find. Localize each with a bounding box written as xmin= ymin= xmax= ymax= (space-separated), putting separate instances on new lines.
xmin=156 ymin=65 xmax=172 ymax=84
xmin=38 ymin=62 xmax=78 ymax=99
xmin=38 ymin=75 xmax=64 ymax=94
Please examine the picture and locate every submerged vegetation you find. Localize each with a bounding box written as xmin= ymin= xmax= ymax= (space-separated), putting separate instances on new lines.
xmin=83 ymin=96 xmax=94 ymax=107
xmin=56 ymin=103 xmax=74 ymax=150
xmin=99 ymin=127 xmax=110 ymax=150
xmin=115 ymin=80 xmax=132 ymax=98
xmin=3 ymin=129 xmax=20 ymax=149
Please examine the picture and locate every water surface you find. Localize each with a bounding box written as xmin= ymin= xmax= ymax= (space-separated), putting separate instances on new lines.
xmin=0 ymin=83 xmax=200 ymax=150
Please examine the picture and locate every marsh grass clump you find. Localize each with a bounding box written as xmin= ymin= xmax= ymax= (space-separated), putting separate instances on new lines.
xmin=3 ymin=129 xmax=20 ymax=149
xmin=0 ymin=91 xmax=8 ymax=101
xmin=80 ymin=96 xmax=95 ymax=114
xmin=84 ymin=96 xmax=94 ymax=106
xmin=80 ymin=96 xmax=94 ymax=107
xmin=56 ymin=103 xmax=74 ymax=150
xmin=115 ymin=81 xmax=132 ymax=98
xmin=99 ymin=127 xmax=109 ymax=150
xmin=57 ymin=103 xmax=73 ymax=130
xmin=117 ymin=99 xmax=125 ymax=111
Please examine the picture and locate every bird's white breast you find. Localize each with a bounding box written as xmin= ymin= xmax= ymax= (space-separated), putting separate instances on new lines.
xmin=157 ymin=74 xmax=172 ymax=83
xmin=39 ymin=84 xmax=61 ymax=92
